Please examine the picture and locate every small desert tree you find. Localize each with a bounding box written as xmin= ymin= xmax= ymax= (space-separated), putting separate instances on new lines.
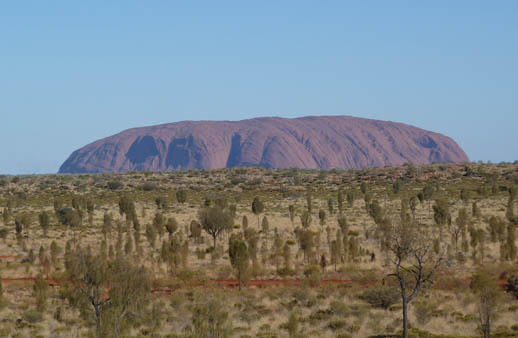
xmin=306 ymin=193 xmax=312 ymax=213
xmin=506 ymin=222 xmax=517 ymax=260
xmin=16 ymin=213 xmax=31 ymax=239
xmin=470 ymin=268 xmax=503 ymax=338
xmin=244 ymin=228 xmax=259 ymax=267
xmin=102 ymin=212 xmax=113 ymax=239
xmin=451 ymin=208 xmax=468 ymax=253
xmin=39 ymin=211 xmax=50 ymax=237
xmin=433 ymin=198 xmax=450 ymax=239
xmin=191 ymin=293 xmax=232 ymax=338
xmin=261 ymin=216 xmax=269 ymax=236
xmin=153 ymin=212 xmax=166 ymax=239
xmin=346 ymin=191 xmax=355 ymax=208
xmin=33 ymin=273 xmax=49 ymax=313
xmin=198 ymin=207 xmax=233 ymax=249
xmin=330 ymin=240 xmax=339 ymax=271
xmin=190 ymin=220 xmax=202 ymax=244
xmin=145 ymin=224 xmax=157 ymax=249
xmin=176 ymin=189 xmax=188 ymax=204
xmin=228 ymin=236 xmax=249 ymax=290
xmin=387 ymin=223 xmax=445 ymax=338
xmin=318 ymin=209 xmax=326 ymax=227
xmin=337 ymin=216 xmax=348 ymax=234
xmin=360 ymin=182 xmax=368 ymax=195
xmin=64 ymin=248 xmax=150 ymax=338
xmin=107 ymin=257 xmax=151 ymax=337
xmin=285 ymin=311 xmax=300 ymax=338
xmin=165 ymin=217 xmax=178 ymax=239
xmin=337 ymin=191 xmax=344 ymax=214
xmin=57 ymin=208 xmax=81 ymax=228
xmin=251 ymin=197 xmax=264 ymax=227
xmin=295 ymin=228 xmax=314 ymax=264
xmin=64 ymin=248 xmax=110 ymax=335
xmin=288 ymin=205 xmax=295 ymax=226
xmin=118 ymin=195 xmax=136 ymax=221
xmin=327 ymin=198 xmax=334 ymax=215
xmin=242 ymin=215 xmax=248 ymax=231
xmin=155 ymin=196 xmax=168 ymax=210
xmin=50 ymin=240 xmax=59 ymax=266
xmin=409 ymin=196 xmax=417 ymax=219
xmin=300 ymin=211 xmax=312 ymax=229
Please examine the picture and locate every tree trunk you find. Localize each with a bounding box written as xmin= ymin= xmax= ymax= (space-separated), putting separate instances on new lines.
xmin=94 ymin=304 xmax=102 ymax=337
xmin=487 ymin=317 xmax=490 ymax=338
xmin=484 ymin=310 xmax=491 ymax=338
xmin=402 ymin=298 xmax=409 ymax=338
xmin=213 ymin=235 xmax=217 ymax=249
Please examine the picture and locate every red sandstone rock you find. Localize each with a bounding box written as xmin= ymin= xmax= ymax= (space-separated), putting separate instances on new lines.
xmin=59 ymin=115 xmax=468 ymax=173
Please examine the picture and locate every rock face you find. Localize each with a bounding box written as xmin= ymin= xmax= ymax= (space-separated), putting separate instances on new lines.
xmin=59 ymin=116 xmax=468 ymax=173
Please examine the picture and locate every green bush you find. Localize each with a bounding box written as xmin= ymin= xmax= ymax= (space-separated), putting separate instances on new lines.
xmin=141 ymin=183 xmax=157 ymax=191
xmin=107 ymin=181 xmax=123 ymax=190
xmin=328 ymin=319 xmax=348 ymax=330
xmin=277 ymin=267 xmax=296 ymax=277
xmin=291 ymin=287 xmax=316 ymax=307
xmin=304 ymin=265 xmax=322 ymax=287
xmin=329 ymin=301 xmax=349 ymax=316
xmin=309 ymin=309 xmax=333 ymax=322
xmin=413 ymin=300 xmax=435 ymax=326
xmin=360 ymin=286 xmax=399 ymax=309
xmin=22 ymin=310 xmax=43 ymax=323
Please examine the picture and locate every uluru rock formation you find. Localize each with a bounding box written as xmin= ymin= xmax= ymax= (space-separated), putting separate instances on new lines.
xmin=59 ymin=116 xmax=469 ymax=173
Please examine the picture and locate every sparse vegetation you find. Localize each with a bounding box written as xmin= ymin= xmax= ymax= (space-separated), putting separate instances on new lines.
xmin=0 ymin=163 xmax=517 ymax=337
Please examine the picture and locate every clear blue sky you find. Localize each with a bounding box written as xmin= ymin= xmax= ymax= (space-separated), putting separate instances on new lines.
xmin=1 ymin=1 xmax=517 ymax=174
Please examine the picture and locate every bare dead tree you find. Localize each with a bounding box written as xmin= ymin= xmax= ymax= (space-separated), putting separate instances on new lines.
xmin=387 ymin=223 xmax=445 ymax=338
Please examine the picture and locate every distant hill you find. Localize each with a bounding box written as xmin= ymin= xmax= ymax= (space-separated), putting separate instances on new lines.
xmin=59 ymin=115 xmax=468 ymax=173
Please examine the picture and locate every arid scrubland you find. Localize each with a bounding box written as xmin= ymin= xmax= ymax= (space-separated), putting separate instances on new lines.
xmin=1 ymin=163 xmax=518 ymax=338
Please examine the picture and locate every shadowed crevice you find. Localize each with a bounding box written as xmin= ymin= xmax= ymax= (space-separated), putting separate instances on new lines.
xmin=165 ymin=135 xmax=202 ymax=169
xmin=126 ymin=136 xmax=159 ymax=164
xmin=226 ymin=134 xmax=243 ymax=168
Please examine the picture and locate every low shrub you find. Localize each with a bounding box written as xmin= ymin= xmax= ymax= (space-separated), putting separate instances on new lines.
xmin=304 ymin=265 xmax=322 ymax=287
xmin=328 ymin=319 xmax=348 ymax=330
xmin=22 ymin=310 xmax=43 ymax=323
xmin=329 ymin=301 xmax=349 ymax=316
xmin=413 ymin=300 xmax=435 ymax=326
xmin=506 ymin=274 xmax=518 ymax=299
xmin=277 ymin=267 xmax=296 ymax=277
xmin=360 ymin=286 xmax=399 ymax=309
